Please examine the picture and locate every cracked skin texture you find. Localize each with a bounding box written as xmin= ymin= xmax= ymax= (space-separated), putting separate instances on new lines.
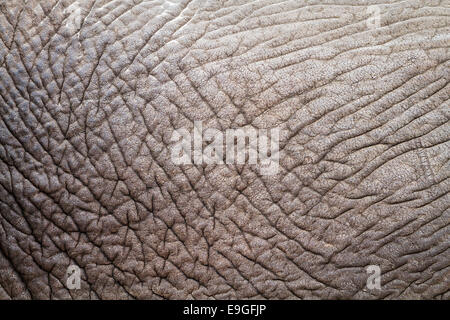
xmin=0 ymin=0 xmax=449 ymax=300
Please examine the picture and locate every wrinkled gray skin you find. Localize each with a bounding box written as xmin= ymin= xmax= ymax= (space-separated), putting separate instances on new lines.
xmin=0 ymin=0 xmax=449 ymax=300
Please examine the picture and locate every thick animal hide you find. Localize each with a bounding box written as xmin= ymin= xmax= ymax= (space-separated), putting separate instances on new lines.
xmin=0 ymin=0 xmax=448 ymax=299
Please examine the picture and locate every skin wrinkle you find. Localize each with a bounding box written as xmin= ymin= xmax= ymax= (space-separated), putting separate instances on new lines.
xmin=0 ymin=0 xmax=449 ymax=299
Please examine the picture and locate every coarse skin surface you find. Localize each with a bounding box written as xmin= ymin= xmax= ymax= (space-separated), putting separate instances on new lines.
xmin=0 ymin=0 xmax=449 ymax=300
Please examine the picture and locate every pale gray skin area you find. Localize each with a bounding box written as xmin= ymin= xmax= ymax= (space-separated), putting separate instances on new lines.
xmin=0 ymin=0 xmax=448 ymax=299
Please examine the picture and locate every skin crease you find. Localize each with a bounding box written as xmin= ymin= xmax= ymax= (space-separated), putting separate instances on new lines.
xmin=0 ymin=0 xmax=448 ymax=300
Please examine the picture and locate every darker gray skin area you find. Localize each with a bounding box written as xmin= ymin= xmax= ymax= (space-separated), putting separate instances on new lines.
xmin=0 ymin=0 xmax=448 ymax=299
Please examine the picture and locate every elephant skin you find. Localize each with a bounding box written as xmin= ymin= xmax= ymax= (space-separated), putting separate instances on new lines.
xmin=0 ymin=0 xmax=449 ymax=299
